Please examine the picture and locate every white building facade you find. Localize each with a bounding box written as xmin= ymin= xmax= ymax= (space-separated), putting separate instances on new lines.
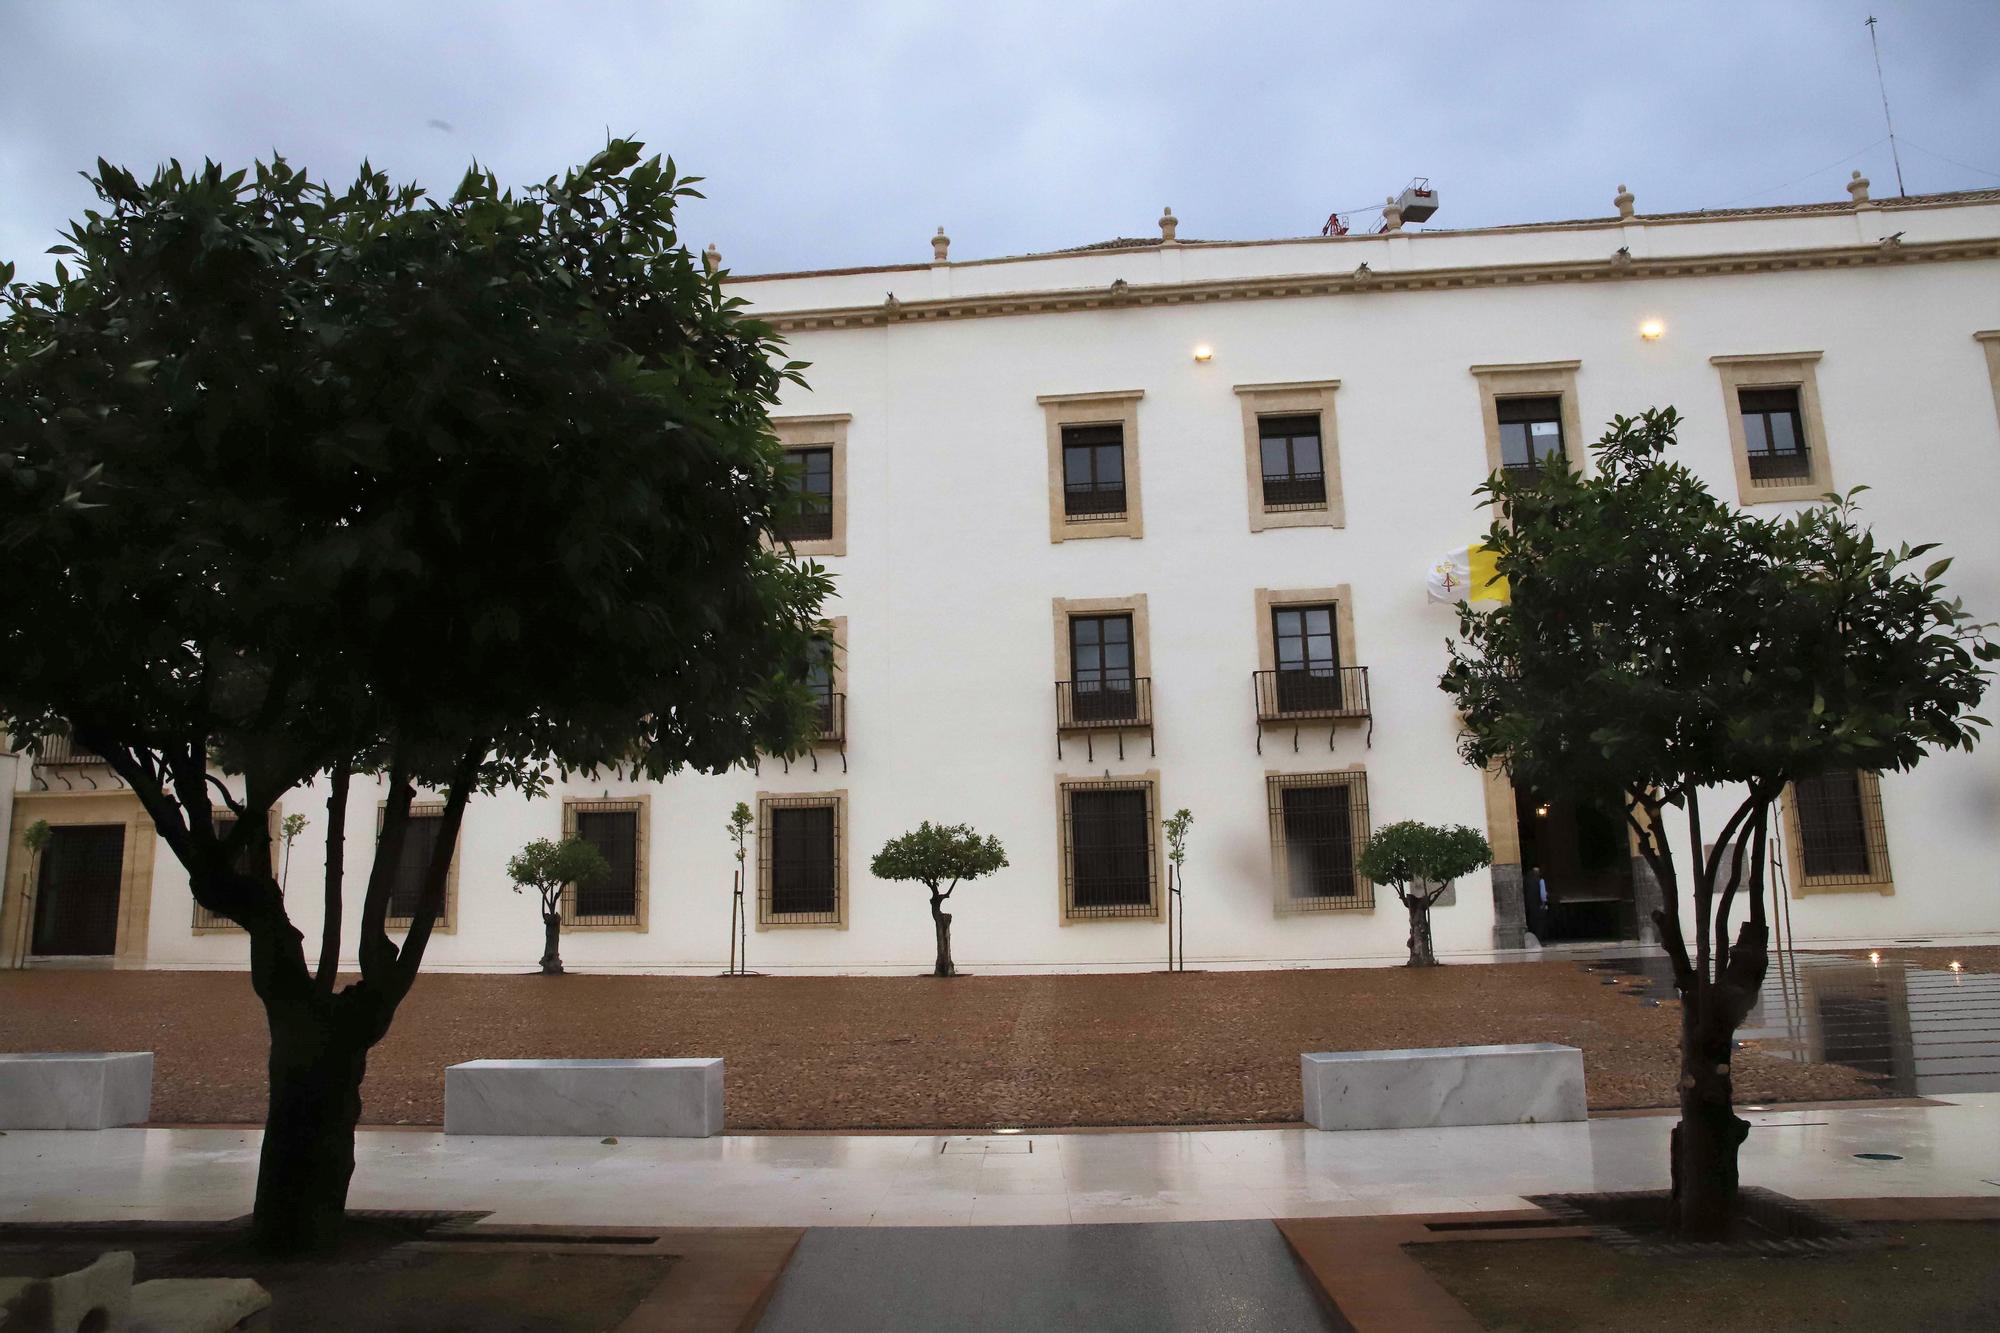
xmin=7 ymin=185 xmax=2000 ymax=974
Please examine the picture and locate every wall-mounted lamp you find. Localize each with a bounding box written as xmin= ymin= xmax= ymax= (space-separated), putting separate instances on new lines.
xmin=1534 ymin=803 xmax=1551 ymax=818
xmin=1639 ymin=317 xmax=1665 ymax=341
xmin=1192 ymin=344 xmax=1214 ymax=363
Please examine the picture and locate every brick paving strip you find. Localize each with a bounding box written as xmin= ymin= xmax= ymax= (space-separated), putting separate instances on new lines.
xmin=0 ymin=965 xmax=1884 ymax=1128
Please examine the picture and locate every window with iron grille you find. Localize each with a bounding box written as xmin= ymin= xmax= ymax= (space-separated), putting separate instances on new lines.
xmin=382 ymin=811 xmax=450 ymax=926
xmin=1267 ymin=773 xmax=1373 ymax=911
xmin=759 ymin=795 xmax=842 ymax=924
xmin=1068 ymin=613 xmax=1138 ymax=723
xmin=567 ymin=805 xmax=642 ymax=926
xmin=191 ymin=810 xmax=263 ymax=931
xmin=1061 ymin=423 xmax=1126 ymax=519
xmin=1496 ymin=396 xmax=1565 ymax=471
xmin=1061 ymin=779 xmax=1156 ymax=918
xmin=774 ymin=445 xmax=835 ymax=542
xmin=1792 ymin=769 xmax=1888 ymax=886
xmin=1272 ymin=604 xmax=1342 ymax=714
xmin=1258 ymin=414 xmax=1327 ymax=510
xmin=1738 ymin=386 xmax=1810 ymax=484
xmin=30 ymin=824 xmax=126 ymax=957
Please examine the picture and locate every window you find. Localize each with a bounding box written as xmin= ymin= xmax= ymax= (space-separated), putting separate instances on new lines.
xmin=1786 ymin=769 xmax=1892 ymax=894
xmin=1713 ymin=353 xmax=1830 ymax=503
xmin=1061 ymin=424 xmax=1126 ymax=519
xmin=1267 ymin=772 xmax=1373 ymax=911
xmin=1059 ymin=777 xmax=1159 ymax=919
xmin=377 ymin=802 xmax=460 ymax=931
xmin=775 ymin=447 xmax=834 ymax=543
xmin=1471 ymin=361 xmax=1582 ymax=479
xmin=757 ymin=792 xmax=846 ymax=926
xmin=806 ymin=629 xmax=839 ymax=738
xmin=1259 ymin=415 xmax=1326 ymax=509
xmin=1739 ymin=387 xmax=1809 ymax=482
xmin=30 ymin=824 xmax=126 ymax=956
xmin=1272 ymin=604 xmax=1342 ymax=714
xmin=1237 ymin=380 xmax=1344 ymax=531
xmin=1253 ymin=586 xmax=1367 ymax=729
xmin=1068 ymin=613 xmax=1137 ymax=723
xmin=769 ymin=414 xmax=849 ymax=555
xmin=1040 ymin=390 xmax=1144 ymax=541
xmin=563 ymin=797 xmax=647 ymax=928
xmin=1496 ymin=396 xmax=1565 ymax=472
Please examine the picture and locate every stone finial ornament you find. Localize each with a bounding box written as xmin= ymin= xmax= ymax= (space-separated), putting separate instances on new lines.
xmin=1159 ymin=207 xmax=1178 ymax=243
xmin=1614 ymin=183 xmax=1636 ymax=220
xmin=701 ymin=242 xmax=721 ymax=275
xmin=932 ymin=227 xmax=950 ymax=263
xmin=1847 ymin=170 xmax=1872 ymax=205
xmin=1380 ymin=195 xmax=1404 ymax=233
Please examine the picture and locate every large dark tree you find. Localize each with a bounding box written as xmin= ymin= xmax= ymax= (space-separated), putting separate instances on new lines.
xmin=1442 ymin=408 xmax=1991 ymax=1237
xmin=0 ymin=143 xmax=832 ymax=1253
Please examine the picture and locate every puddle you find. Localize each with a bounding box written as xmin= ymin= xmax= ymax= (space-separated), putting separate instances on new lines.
xmin=1583 ymin=952 xmax=2000 ymax=1097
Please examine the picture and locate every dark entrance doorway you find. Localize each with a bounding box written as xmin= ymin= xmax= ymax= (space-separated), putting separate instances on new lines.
xmin=1516 ymin=790 xmax=1635 ymax=943
xmin=31 ymin=824 xmax=126 ymax=956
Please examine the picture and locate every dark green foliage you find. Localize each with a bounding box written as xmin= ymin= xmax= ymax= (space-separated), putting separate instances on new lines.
xmin=1440 ymin=406 xmax=1992 ymax=1235
xmin=0 ymin=141 xmax=832 ymax=1250
xmin=1356 ymin=821 xmax=1493 ymax=900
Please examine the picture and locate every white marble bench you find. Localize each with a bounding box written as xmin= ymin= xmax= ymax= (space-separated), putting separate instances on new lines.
xmin=1300 ymin=1042 xmax=1585 ymax=1132
xmin=0 ymin=1052 xmax=152 ymax=1130
xmin=444 ymin=1058 xmax=724 ymax=1138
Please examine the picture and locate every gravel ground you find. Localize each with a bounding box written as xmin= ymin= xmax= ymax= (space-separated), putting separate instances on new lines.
xmin=0 ymin=964 xmax=1882 ymax=1129
xmin=1815 ymin=945 xmax=2000 ymax=975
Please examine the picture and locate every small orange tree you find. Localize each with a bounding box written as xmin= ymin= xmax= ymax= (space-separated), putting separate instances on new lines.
xmin=871 ymin=822 xmax=1007 ymax=977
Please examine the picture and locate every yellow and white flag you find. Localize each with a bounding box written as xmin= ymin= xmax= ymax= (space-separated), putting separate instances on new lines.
xmin=1427 ymin=542 xmax=1510 ymax=609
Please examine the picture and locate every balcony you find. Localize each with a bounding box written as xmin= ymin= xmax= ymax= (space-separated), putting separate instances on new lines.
xmin=1261 ymin=472 xmax=1328 ymax=512
xmin=1747 ymin=447 xmax=1811 ymax=483
xmin=1056 ymin=677 xmax=1153 ymax=760
xmin=1253 ymin=667 xmax=1372 ymax=753
xmin=815 ymin=692 xmax=846 ymax=747
xmin=1063 ymin=481 xmax=1127 ymax=521
xmin=29 ymin=733 xmax=120 ymax=791
xmin=773 ymin=503 xmax=834 ymax=544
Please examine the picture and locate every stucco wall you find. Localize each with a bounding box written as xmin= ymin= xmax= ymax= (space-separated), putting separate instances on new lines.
xmin=69 ymin=202 xmax=2000 ymax=971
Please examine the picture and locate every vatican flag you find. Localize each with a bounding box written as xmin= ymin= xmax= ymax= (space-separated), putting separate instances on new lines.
xmin=1427 ymin=542 xmax=1510 ymax=609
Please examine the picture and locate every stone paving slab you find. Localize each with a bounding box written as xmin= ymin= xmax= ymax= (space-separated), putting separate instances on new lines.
xmin=754 ymin=1221 xmax=1348 ymax=1332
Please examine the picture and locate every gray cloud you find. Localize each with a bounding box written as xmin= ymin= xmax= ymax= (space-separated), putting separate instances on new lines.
xmin=4 ymin=1 xmax=1997 ymax=282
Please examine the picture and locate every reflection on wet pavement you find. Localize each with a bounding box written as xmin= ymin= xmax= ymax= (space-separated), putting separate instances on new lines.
xmin=1584 ymin=951 xmax=2000 ymax=1097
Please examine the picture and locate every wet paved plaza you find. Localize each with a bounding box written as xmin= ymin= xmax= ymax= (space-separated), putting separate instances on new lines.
xmin=1586 ymin=950 xmax=2000 ymax=1097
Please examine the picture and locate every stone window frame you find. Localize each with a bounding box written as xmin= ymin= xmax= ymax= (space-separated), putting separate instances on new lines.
xmin=191 ymin=805 xmax=282 ymax=934
xmin=1253 ymin=586 xmax=1358 ymax=679
xmin=1711 ymin=352 xmax=1832 ymax=505
xmin=771 ymin=413 xmax=850 ymax=557
xmin=559 ymin=795 xmax=651 ymax=932
xmin=754 ymin=788 xmax=849 ymax=930
xmin=1781 ymin=769 xmax=1894 ymax=898
xmin=1 ymin=791 xmax=159 ymax=966
xmin=375 ymin=799 xmax=461 ymax=934
xmin=1265 ymin=767 xmax=1375 ymax=914
xmin=1039 ymin=390 xmax=1145 ymax=542
xmin=1054 ymin=770 xmax=1164 ymax=924
xmin=1976 ymin=331 xmax=2000 ymax=429
xmin=1051 ymin=593 xmax=1152 ymax=693
xmin=1235 ymin=380 xmax=1346 ymax=531
xmin=1469 ymin=360 xmax=1587 ymax=476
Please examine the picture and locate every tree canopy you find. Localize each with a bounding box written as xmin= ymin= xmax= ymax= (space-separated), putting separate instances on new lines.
xmin=1356 ymin=821 xmax=1492 ymax=902
xmin=871 ymin=822 xmax=1009 ymax=893
xmin=0 ymin=140 xmax=833 ymax=1250
xmin=508 ymin=836 xmax=613 ymax=912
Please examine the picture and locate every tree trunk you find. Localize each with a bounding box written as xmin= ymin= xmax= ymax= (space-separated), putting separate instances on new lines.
xmin=1404 ymin=894 xmax=1439 ymax=967
xmin=540 ymin=911 xmax=564 ymax=976
xmin=931 ymin=897 xmax=954 ymax=978
xmin=1671 ymin=993 xmax=1750 ymax=1238
xmin=252 ymin=1002 xmax=369 ymax=1255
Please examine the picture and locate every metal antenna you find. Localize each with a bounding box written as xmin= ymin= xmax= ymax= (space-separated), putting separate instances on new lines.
xmin=1865 ymin=16 xmax=1908 ymax=198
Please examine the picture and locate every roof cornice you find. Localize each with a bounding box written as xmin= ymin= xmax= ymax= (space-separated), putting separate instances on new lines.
xmin=755 ymin=236 xmax=2000 ymax=334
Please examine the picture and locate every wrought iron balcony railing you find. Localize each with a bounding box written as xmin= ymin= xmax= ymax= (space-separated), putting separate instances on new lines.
xmin=1747 ymin=448 xmax=1811 ymax=483
xmin=1253 ymin=667 xmax=1372 ymax=754
xmin=774 ymin=504 xmax=835 ymax=543
xmin=34 ymin=734 xmax=105 ymax=766
xmin=1063 ymin=482 xmax=1127 ymax=520
xmin=1056 ymin=677 xmax=1153 ymax=760
xmin=815 ymin=692 xmax=846 ymax=746
xmin=1261 ymin=472 xmax=1328 ymax=511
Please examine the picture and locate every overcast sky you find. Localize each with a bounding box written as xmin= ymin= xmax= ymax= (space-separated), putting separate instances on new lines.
xmin=5 ymin=1 xmax=1998 ymax=281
